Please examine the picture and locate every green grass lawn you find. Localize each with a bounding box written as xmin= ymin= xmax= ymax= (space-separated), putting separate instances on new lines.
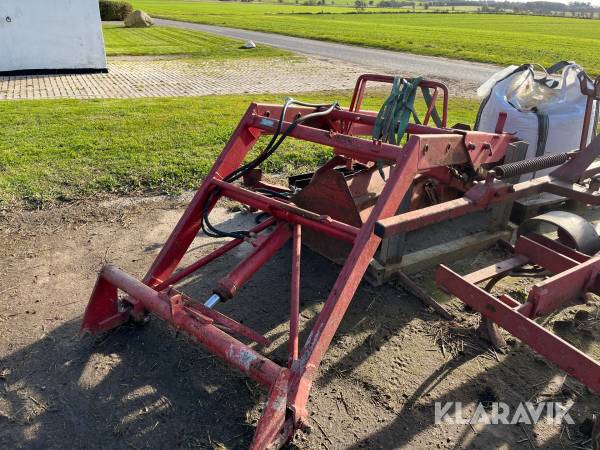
xmin=0 ymin=93 xmax=479 ymax=207
xmin=251 ymin=0 xmax=478 ymax=9
xmin=102 ymin=24 xmax=289 ymax=58
xmin=131 ymin=1 xmax=600 ymax=75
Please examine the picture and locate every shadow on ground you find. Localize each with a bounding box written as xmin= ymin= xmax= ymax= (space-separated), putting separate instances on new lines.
xmin=0 ymin=209 xmax=598 ymax=449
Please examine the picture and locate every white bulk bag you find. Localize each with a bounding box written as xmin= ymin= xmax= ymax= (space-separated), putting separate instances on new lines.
xmin=476 ymin=62 xmax=598 ymax=179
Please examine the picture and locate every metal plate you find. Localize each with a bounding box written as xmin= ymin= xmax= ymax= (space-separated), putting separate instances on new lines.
xmin=517 ymin=210 xmax=600 ymax=256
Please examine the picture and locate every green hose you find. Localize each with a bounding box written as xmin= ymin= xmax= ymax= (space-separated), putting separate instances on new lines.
xmin=372 ymin=76 xmax=423 ymax=145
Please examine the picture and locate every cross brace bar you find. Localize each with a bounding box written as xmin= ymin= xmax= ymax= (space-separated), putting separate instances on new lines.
xmin=437 ymin=232 xmax=600 ymax=395
xmin=84 ymin=265 xmax=283 ymax=387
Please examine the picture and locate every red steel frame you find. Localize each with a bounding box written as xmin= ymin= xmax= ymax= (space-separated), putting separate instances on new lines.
xmin=81 ymin=75 xmax=600 ymax=448
xmin=378 ymin=133 xmax=600 ymax=396
xmin=436 ymin=234 xmax=600 ymax=394
xmin=347 ymin=74 xmax=449 ymax=126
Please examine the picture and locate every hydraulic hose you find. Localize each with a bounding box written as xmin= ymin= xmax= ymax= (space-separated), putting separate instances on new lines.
xmin=201 ymin=98 xmax=340 ymax=240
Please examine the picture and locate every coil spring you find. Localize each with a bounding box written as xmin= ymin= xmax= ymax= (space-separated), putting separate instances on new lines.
xmin=493 ymin=152 xmax=572 ymax=179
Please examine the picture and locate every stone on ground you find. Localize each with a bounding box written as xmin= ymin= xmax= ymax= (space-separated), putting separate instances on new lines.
xmin=124 ymin=10 xmax=153 ymax=28
xmin=242 ymin=40 xmax=257 ymax=49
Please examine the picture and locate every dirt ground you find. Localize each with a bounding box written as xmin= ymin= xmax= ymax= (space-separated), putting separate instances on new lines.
xmin=0 ymin=196 xmax=599 ymax=449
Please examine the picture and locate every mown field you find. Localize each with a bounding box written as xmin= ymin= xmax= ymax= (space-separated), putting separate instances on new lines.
xmin=0 ymin=93 xmax=479 ymax=207
xmin=102 ymin=24 xmax=290 ymax=58
xmin=224 ymin=0 xmax=481 ymax=11
xmin=132 ymin=0 xmax=600 ymax=75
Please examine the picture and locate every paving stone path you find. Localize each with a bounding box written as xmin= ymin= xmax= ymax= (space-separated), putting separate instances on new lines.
xmin=0 ymin=56 xmax=371 ymax=101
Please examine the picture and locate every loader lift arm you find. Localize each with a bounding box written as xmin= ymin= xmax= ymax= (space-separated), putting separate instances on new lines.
xmin=81 ymin=74 xmax=597 ymax=448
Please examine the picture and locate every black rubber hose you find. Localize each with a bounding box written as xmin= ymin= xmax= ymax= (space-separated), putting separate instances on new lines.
xmin=201 ymin=98 xmax=339 ymax=240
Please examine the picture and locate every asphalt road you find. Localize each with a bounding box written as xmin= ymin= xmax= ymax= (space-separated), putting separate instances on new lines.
xmin=155 ymin=18 xmax=499 ymax=85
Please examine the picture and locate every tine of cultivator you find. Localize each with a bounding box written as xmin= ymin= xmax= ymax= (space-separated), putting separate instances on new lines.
xmin=436 ymin=264 xmax=600 ymax=395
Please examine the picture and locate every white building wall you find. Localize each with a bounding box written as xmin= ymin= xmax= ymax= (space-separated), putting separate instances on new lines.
xmin=0 ymin=0 xmax=107 ymax=73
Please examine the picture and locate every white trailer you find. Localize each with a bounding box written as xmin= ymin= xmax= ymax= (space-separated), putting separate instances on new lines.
xmin=0 ymin=0 xmax=107 ymax=74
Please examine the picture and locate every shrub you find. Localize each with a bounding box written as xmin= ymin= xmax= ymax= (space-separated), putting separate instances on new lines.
xmin=99 ymin=0 xmax=133 ymax=21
